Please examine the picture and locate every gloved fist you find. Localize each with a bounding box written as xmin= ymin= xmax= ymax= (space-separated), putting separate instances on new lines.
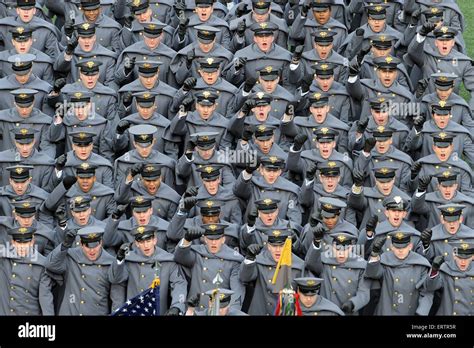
xmin=186 ymin=49 xmax=195 ymax=69
xmin=62 ymin=229 xmax=77 ymax=249
xmin=419 ymin=21 xmax=437 ymax=36
xmin=184 ymin=186 xmax=199 ymax=198
xmin=235 ymin=2 xmax=248 ymax=17
xmin=420 ymin=228 xmax=432 ymax=249
xmin=124 ymin=15 xmax=134 ymax=29
xmin=363 ymin=137 xmax=376 ymax=153
xmin=243 ymin=77 xmax=256 ymax=93
xmin=164 ymin=307 xmax=180 ymax=316
xmin=183 ymin=77 xmax=197 ymax=92
xmin=182 ymin=197 xmax=197 ymax=212
xmin=178 ymin=17 xmax=189 ymax=40
xmin=431 ymin=255 xmax=445 ymax=272
xmin=341 ymin=301 xmax=354 ymax=314
xmin=370 ymin=235 xmax=387 ymax=257
xmin=356 ymin=118 xmax=369 ymax=134
xmin=184 ymin=227 xmax=203 ymax=242
xmin=245 ymin=157 xmax=259 ymax=175
xmin=247 ymin=208 xmax=258 ymax=227
xmin=112 ymin=204 xmax=128 ymax=220
xmin=116 ymin=120 xmax=131 ymax=135
xmin=306 ymin=162 xmax=317 ymax=179
xmin=241 ymin=98 xmax=256 ymax=116
xmin=241 ymin=125 xmax=254 ymax=142
xmin=293 ymin=134 xmax=308 ymax=152
xmin=65 ymin=36 xmax=79 ymax=55
xmin=63 ymin=176 xmax=77 ymax=190
xmin=53 ymin=78 xmax=67 ymax=94
xmin=352 ymin=169 xmax=365 ymax=187
xmin=180 ymin=96 xmax=194 ymax=113
xmin=64 ymin=19 xmax=75 ymax=37
xmin=417 ymin=175 xmax=432 ymax=192
xmin=415 ymin=78 xmax=429 ymax=99
xmin=312 ymin=225 xmax=326 ymax=246
xmin=291 ymin=45 xmax=304 ymax=64
xmin=117 ymin=242 xmax=131 ymax=262
xmin=130 ymin=163 xmax=144 ymax=177
xmin=413 ymin=114 xmax=426 ymax=133
xmin=246 ymin=243 xmax=262 ymax=261
xmin=55 ymin=154 xmax=67 ymax=171
xmin=237 ymin=19 xmax=246 ymax=37
xmin=122 ymin=92 xmax=133 ymax=108
xmin=234 ymin=57 xmax=247 ymax=71
xmin=365 ymin=215 xmax=378 ymax=237
xmin=124 ymin=56 xmax=136 ymax=75
xmin=410 ymin=162 xmax=422 ymax=180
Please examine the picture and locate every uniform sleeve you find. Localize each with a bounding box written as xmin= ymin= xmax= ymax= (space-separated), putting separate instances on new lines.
xmin=114 ymin=178 xmax=134 ymax=204
xmin=166 ymin=211 xmax=187 ymax=242
xmin=229 ymin=261 xmax=245 ymax=309
xmin=298 ymin=180 xmax=314 ymax=209
xmin=364 ymin=259 xmax=383 ymax=280
xmin=350 ymin=270 xmax=371 ymax=312
xmin=415 ymin=267 xmax=434 ymax=316
xmin=173 ymin=242 xmax=197 ymax=268
xmin=103 ymin=217 xmax=123 ymax=248
xmin=286 ymin=148 xmax=305 ymax=175
xmin=39 ymin=270 xmax=55 ymax=315
xmin=347 ymin=188 xmax=367 ymax=211
xmin=304 ymin=244 xmax=324 ymax=276
xmin=168 ymin=263 xmax=187 ymax=313
xmin=45 ymin=244 xmax=68 ymax=275
xmin=108 ymin=259 xmax=129 ymax=284
xmin=239 ymin=259 xmax=258 ymax=283
xmin=232 ymin=172 xmax=252 ymax=201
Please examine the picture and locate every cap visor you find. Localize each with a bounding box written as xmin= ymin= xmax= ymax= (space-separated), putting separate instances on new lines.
xmin=439 ymin=180 xmax=456 ymax=187
xmin=204 ymin=233 xmax=224 ymax=240
xmin=375 ymin=176 xmax=394 ymax=183
xmin=260 ymin=75 xmax=278 ymax=81
xmin=132 ymin=206 xmax=151 ymax=212
xmin=135 ymin=141 xmax=153 ymax=148
xmin=253 ymin=7 xmax=270 ymax=14
xmin=442 ymin=214 xmax=461 ymax=222
xmin=434 ymin=83 xmax=453 ymax=91
xmin=14 ymin=138 xmax=35 ymax=144
xmin=368 ymin=14 xmax=386 ymax=20
xmin=255 ymin=135 xmax=273 ymax=141
xmin=433 ymin=142 xmax=451 ymax=148
xmin=391 ymin=241 xmax=410 ymax=248
xmin=321 ymin=210 xmax=337 ymax=218
xmin=81 ymin=240 xmax=101 ymax=248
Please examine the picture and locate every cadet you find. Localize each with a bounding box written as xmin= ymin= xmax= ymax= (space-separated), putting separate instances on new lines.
xmin=424 ymin=242 xmax=474 ymax=315
xmin=176 ymin=132 xmax=235 ymax=188
xmin=54 ymin=23 xmax=118 ymax=90
xmin=289 ymin=0 xmax=347 ymax=53
xmin=115 ymin=22 xmax=177 ymax=88
xmin=194 ymin=289 xmax=247 ymax=316
xmin=53 ymin=132 xmax=114 ymax=189
xmin=233 ymin=155 xmax=302 ymax=225
xmin=348 ymin=96 xmax=410 ymax=154
xmin=224 ymin=22 xmax=299 ymax=90
xmin=0 ymin=226 xmax=54 ymax=315
xmin=118 ymin=60 xmax=180 ymax=119
xmin=113 ymin=92 xmax=179 ymax=159
xmin=239 ymin=198 xmax=302 ymax=255
xmin=419 ymin=73 xmax=474 ymax=134
xmin=0 ymin=89 xmax=54 ymax=156
xmin=405 ymin=101 xmax=474 ymax=162
xmin=173 ymin=0 xmax=231 ymax=51
xmin=239 ymin=231 xmax=305 ymax=316
xmin=0 ymin=127 xmax=55 ymax=191
xmin=412 ymin=132 xmax=473 ymax=192
xmin=59 ymin=0 xmax=122 ymax=53
xmin=169 ymin=26 xmax=233 ymax=86
xmin=47 ymin=163 xmax=116 ymax=221
xmin=354 ymin=126 xmax=412 ymax=192
xmin=114 ymin=125 xmax=176 ymax=189
xmin=299 ymin=162 xmax=357 ymax=225
xmin=0 ymin=54 xmax=53 ymax=116
xmin=0 ymin=0 xmax=61 ymax=60
xmin=294 ymin=277 xmax=344 ymax=316
xmin=365 ymin=231 xmax=433 ymax=315
xmin=61 ymin=59 xmax=119 ymax=122
xmin=103 ymin=196 xmax=170 ymax=251
xmin=49 ymin=92 xmax=114 ymax=162
xmin=296 ymin=28 xmax=348 ymax=88
xmin=305 ymin=232 xmax=371 ymax=315
xmin=190 ymin=165 xmax=241 ymax=224
xmin=228 ymin=0 xmax=288 ymax=52
xmin=418 ymin=204 xmax=474 ymax=263
xmin=45 ymin=226 xmax=120 ymax=315
xmin=281 ymin=93 xmax=349 ymax=154
xmin=115 ymin=163 xmax=180 ymax=221
xmin=0 ymin=26 xmax=54 ymax=84
xmin=174 ymin=223 xmax=245 ymax=311
xmin=411 ymin=170 xmax=474 ymax=230
xmin=109 ymin=226 xmax=187 ymax=315
xmin=348 ymin=164 xmax=411 ymax=227
xmin=286 ymin=127 xmax=353 ymax=187
xmin=169 ymin=90 xmax=232 ymax=149
xmin=408 ymin=25 xmax=474 ymax=110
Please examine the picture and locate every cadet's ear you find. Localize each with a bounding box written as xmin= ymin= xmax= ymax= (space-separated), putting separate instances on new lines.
xmin=407 ymin=243 xmax=413 ymax=251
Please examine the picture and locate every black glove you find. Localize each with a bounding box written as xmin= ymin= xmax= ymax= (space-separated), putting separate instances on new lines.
xmin=164 ymin=307 xmax=180 ymax=316
xmin=431 ymin=255 xmax=445 ymax=272
xmin=370 ymin=235 xmax=387 ymax=257
xmin=415 ymin=78 xmax=429 ymax=99
xmin=53 ymin=78 xmax=67 ymax=94
xmin=124 ymin=56 xmax=136 ymax=76
xmin=174 ymin=0 xmax=186 ymax=17
xmin=64 ymin=19 xmax=75 ymax=37
xmin=352 ymin=170 xmax=365 ymax=187
xmin=247 ymin=208 xmax=258 ymax=227
xmin=236 ymin=19 xmax=246 ymax=37
xmin=181 ymin=96 xmax=194 ymax=113
xmin=245 ymin=157 xmax=259 ymax=175
xmin=122 ymin=92 xmax=133 ymax=108
xmin=124 ymin=15 xmax=134 ymax=29
xmin=65 ymin=35 xmax=78 ymax=55
xmin=182 ymin=197 xmax=197 ymax=212
xmin=410 ymin=162 xmax=422 ymax=180
xmin=293 ymin=134 xmax=308 ymax=152
xmin=178 ymin=17 xmax=189 ymax=40
xmin=301 ymin=79 xmax=311 ymax=94
xmin=112 ymin=204 xmax=128 ymax=220
xmin=116 ymin=120 xmax=131 ymax=135
xmin=356 ymin=44 xmax=371 ymax=65
xmin=183 ymin=77 xmax=197 ymax=92
xmin=365 ymin=215 xmax=378 ymax=238
xmin=63 ymin=176 xmax=77 ymax=190
xmin=413 ymin=114 xmax=426 ymax=132
xmin=117 ymin=242 xmax=131 ymax=262
xmin=241 ymin=125 xmax=254 ymax=142
xmin=185 ymin=139 xmax=196 ymax=155
xmin=301 ymin=0 xmax=311 ymax=17
xmin=356 ymin=118 xmax=368 ymax=134
xmin=341 ymin=301 xmax=354 ymax=314
xmin=187 ymin=294 xmax=200 ymax=308
xmin=184 ymin=228 xmax=203 ymax=242
xmin=62 ymin=229 xmax=77 ymax=249
xmin=410 ymin=8 xmax=421 ymax=25
xmin=130 ymin=163 xmax=144 ymax=178
xmin=185 ymin=49 xmax=195 ymax=69
xmin=55 ymin=154 xmax=67 ymax=171
xmin=241 ymin=99 xmax=256 ymax=116
xmin=348 ymin=58 xmax=360 ymax=77
xmin=246 ymin=244 xmax=262 ymax=261
xmin=234 ymin=57 xmax=247 ymax=71
xmin=355 ymin=28 xmax=365 ymax=37
xmin=243 ymin=77 xmax=256 ymax=93
xmin=418 ymin=175 xmax=432 ymax=192
xmin=420 ymin=228 xmax=432 ymax=249
xmin=235 ymin=2 xmax=248 ymax=17
xmin=291 ymin=45 xmax=304 ymax=64
xmin=363 ymin=137 xmax=376 ymax=153
xmin=184 ymin=186 xmax=199 ymax=198
xmin=419 ymin=21 xmax=437 ymax=36
xmin=55 ymin=206 xmax=68 ymax=228
xmin=309 ymin=213 xmax=320 ymax=227
xmin=306 ymin=162 xmax=317 ymax=180
xmin=312 ymin=225 xmax=326 ymax=247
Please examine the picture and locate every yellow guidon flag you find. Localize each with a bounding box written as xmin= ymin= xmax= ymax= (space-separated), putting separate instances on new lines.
xmin=271 ymin=237 xmax=293 ymax=291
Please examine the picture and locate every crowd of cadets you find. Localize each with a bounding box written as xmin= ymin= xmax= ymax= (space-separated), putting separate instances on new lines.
xmin=0 ymin=0 xmax=472 ymax=317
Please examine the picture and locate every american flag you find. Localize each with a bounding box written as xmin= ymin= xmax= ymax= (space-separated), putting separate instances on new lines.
xmin=112 ymin=282 xmax=160 ymax=316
